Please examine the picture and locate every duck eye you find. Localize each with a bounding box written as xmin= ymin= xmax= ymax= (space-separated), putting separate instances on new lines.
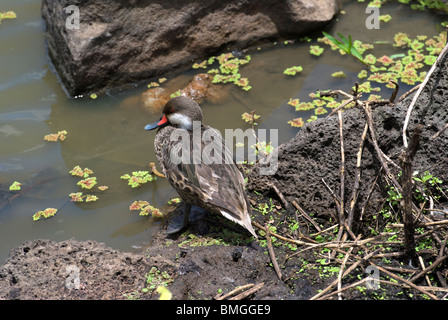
xmin=169 ymin=107 xmax=175 ymax=113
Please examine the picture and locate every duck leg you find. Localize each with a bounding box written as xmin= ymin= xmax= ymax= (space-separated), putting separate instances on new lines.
xmin=166 ymin=203 xmax=191 ymax=235
xmin=166 ymin=203 xmax=208 ymax=235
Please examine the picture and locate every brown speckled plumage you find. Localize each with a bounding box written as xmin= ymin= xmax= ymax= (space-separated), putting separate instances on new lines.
xmin=149 ymin=96 xmax=257 ymax=237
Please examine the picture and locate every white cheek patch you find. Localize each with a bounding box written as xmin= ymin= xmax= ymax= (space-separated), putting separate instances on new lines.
xmin=167 ymin=113 xmax=192 ymax=130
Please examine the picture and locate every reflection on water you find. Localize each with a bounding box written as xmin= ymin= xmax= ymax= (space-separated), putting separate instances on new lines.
xmin=0 ymin=0 xmax=444 ymax=262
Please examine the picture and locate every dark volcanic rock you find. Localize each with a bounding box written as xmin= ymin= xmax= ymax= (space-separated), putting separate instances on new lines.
xmin=41 ymin=0 xmax=338 ymax=96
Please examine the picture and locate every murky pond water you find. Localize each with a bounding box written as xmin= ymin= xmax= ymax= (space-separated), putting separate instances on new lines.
xmin=0 ymin=0 xmax=445 ymax=262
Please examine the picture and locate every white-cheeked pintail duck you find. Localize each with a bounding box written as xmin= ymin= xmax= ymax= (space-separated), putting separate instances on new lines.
xmin=145 ymin=96 xmax=257 ymax=238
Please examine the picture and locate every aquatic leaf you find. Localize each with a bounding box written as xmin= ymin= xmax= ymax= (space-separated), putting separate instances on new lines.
xmin=309 ymin=45 xmax=324 ymax=56
xmin=9 ymin=181 xmax=22 ymax=191
xmin=288 ymin=118 xmax=304 ymax=128
xmin=295 ymin=102 xmax=314 ymax=111
xmin=379 ymin=14 xmax=392 ymax=22
xmin=167 ymin=198 xmax=181 ymax=205
xmin=139 ymin=204 xmax=163 ymax=217
xmin=158 ymin=78 xmax=167 ymax=83
xmin=283 ymin=66 xmax=303 ymax=76
xmin=121 ymin=171 xmax=155 ymax=188
xmin=192 ymin=60 xmax=207 ymax=69
xmin=220 ymin=59 xmax=240 ymax=74
xmin=33 ymin=208 xmax=57 ymax=221
xmin=388 ymin=61 xmax=403 ymax=73
xmin=147 ymin=82 xmax=160 ymax=88
xmin=364 ymin=54 xmax=377 ymax=65
xmin=241 ymin=112 xmax=260 ymax=125
xmin=315 ymin=107 xmax=328 ymax=115
xmin=70 ymin=166 xmax=93 ymax=178
xmin=358 ymin=69 xmax=368 ymax=79
xmin=130 ymin=200 xmax=150 ymax=211
xmin=331 ymin=71 xmax=346 ymax=78
xmin=307 ymin=115 xmax=318 ymax=122
xmin=44 ymin=130 xmax=67 ymax=142
xmin=394 ymin=32 xmax=411 ymax=47
xmin=424 ymin=55 xmax=437 ymax=66
xmin=411 ymin=40 xmax=424 ymax=52
xmin=234 ymin=77 xmax=249 ymax=88
xmin=287 ymin=98 xmax=300 ymax=107
xmin=98 ymin=186 xmax=109 ymax=191
xmin=0 ymin=11 xmax=17 ymax=23
xmin=69 ymin=192 xmax=84 ymax=202
xmin=368 ymin=94 xmax=382 ymax=101
xmin=170 ymin=90 xmax=182 ymax=98
xmin=326 ymin=100 xmax=341 ymax=109
xmin=44 ymin=133 xmax=59 ymax=142
xmin=77 ymin=177 xmax=97 ymax=189
xmin=377 ymin=55 xmax=394 ymax=66
xmin=85 ymin=195 xmax=98 ymax=202
xmin=312 ymin=99 xmax=326 ymax=107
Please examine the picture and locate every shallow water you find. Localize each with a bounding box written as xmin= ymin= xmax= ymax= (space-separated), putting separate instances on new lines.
xmin=0 ymin=0 xmax=445 ymax=262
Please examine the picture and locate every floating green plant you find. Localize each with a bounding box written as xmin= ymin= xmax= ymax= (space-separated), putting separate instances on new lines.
xmin=69 ymin=165 xmax=93 ymax=178
xmin=44 ymin=130 xmax=67 ymax=142
xmin=283 ymin=66 xmax=303 ymax=76
xmin=288 ymin=118 xmax=304 ymax=128
xmin=322 ymin=32 xmax=367 ymax=66
xmin=69 ymin=192 xmax=98 ymax=203
xmin=379 ymin=14 xmax=392 ymax=23
xmin=331 ymin=71 xmax=346 ymax=78
xmin=9 ymin=181 xmax=21 ymax=191
xmin=33 ymin=208 xmax=57 ymax=221
xmin=77 ymin=177 xmax=97 ymax=190
xmin=167 ymin=197 xmax=181 ymax=205
xmin=310 ymin=45 xmax=324 ymax=56
xmin=0 ymin=11 xmax=16 ymax=24
xmin=121 ymin=171 xmax=156 ymax=188
xmin=241 ymin=112 xmax=260 ymax=125
xmin=129 ymin=200 xmax=163 ymax=217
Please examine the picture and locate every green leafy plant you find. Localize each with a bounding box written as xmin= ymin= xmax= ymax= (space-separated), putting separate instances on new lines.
xmin=44 ymin=130 xmax=67 ymax=142
xmin=283 ymin=65 xmax=303 ymax=76
xmin=121 ymin=171 xmax=156 ymax=188
xmin=129 ymin=200 xmax=163 ymax=217
xmin=33 ymin=208 xmax=57 ymax=221
xmin=9 ymin=181 xmax=21 ymax=191
xmin=0 ymin=11 xmax=16 ymax=24
xmin=322 ymin=32 xmax=367 ymax=66
xmin=310 ymin=45 xmax=324 ymax=56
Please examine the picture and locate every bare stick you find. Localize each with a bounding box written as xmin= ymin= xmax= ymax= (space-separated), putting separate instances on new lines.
xmin=398 ymin=124 xmax=423 ymax=261
xmin=292 ymin=199 xmax=321 ymax=232
xmin=214 ymin=284 xmax=254 ymax=300
xmin=430 ymin=122 xmax=448 ymax=140
xmin=348 ymin=122 xmax=368 ymax=228
xmin=265 ymin=224 xmax=283 ymax=281
xmin=409 ymin=255 xmax=448 ymax=284
xmin=371 ymin=262 xmax=439 ymax=300
xmin=402 ymin=41 xmax=448 ymax=148
xmin=229 ymin=282 xmax=265 ymax=300
xmin=338 ymin=110 xmax=346 ymax=226
xmin=310 ymin=248 xmax=382 ymax=300
xmin=328 ymin=94 xmax=361 ymax=118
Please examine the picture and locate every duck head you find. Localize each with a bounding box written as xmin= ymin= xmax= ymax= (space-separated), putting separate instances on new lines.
xmin=145 ymin=96 xmax=203 ymax=131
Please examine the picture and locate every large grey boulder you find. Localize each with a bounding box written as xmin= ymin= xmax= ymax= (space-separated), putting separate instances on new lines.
xmin=41 ymin=0 xmax=338 ymax=96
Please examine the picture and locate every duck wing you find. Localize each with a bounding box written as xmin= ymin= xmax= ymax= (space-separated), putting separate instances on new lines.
xmin=162 ymin=126 xmax=255 ymax=236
